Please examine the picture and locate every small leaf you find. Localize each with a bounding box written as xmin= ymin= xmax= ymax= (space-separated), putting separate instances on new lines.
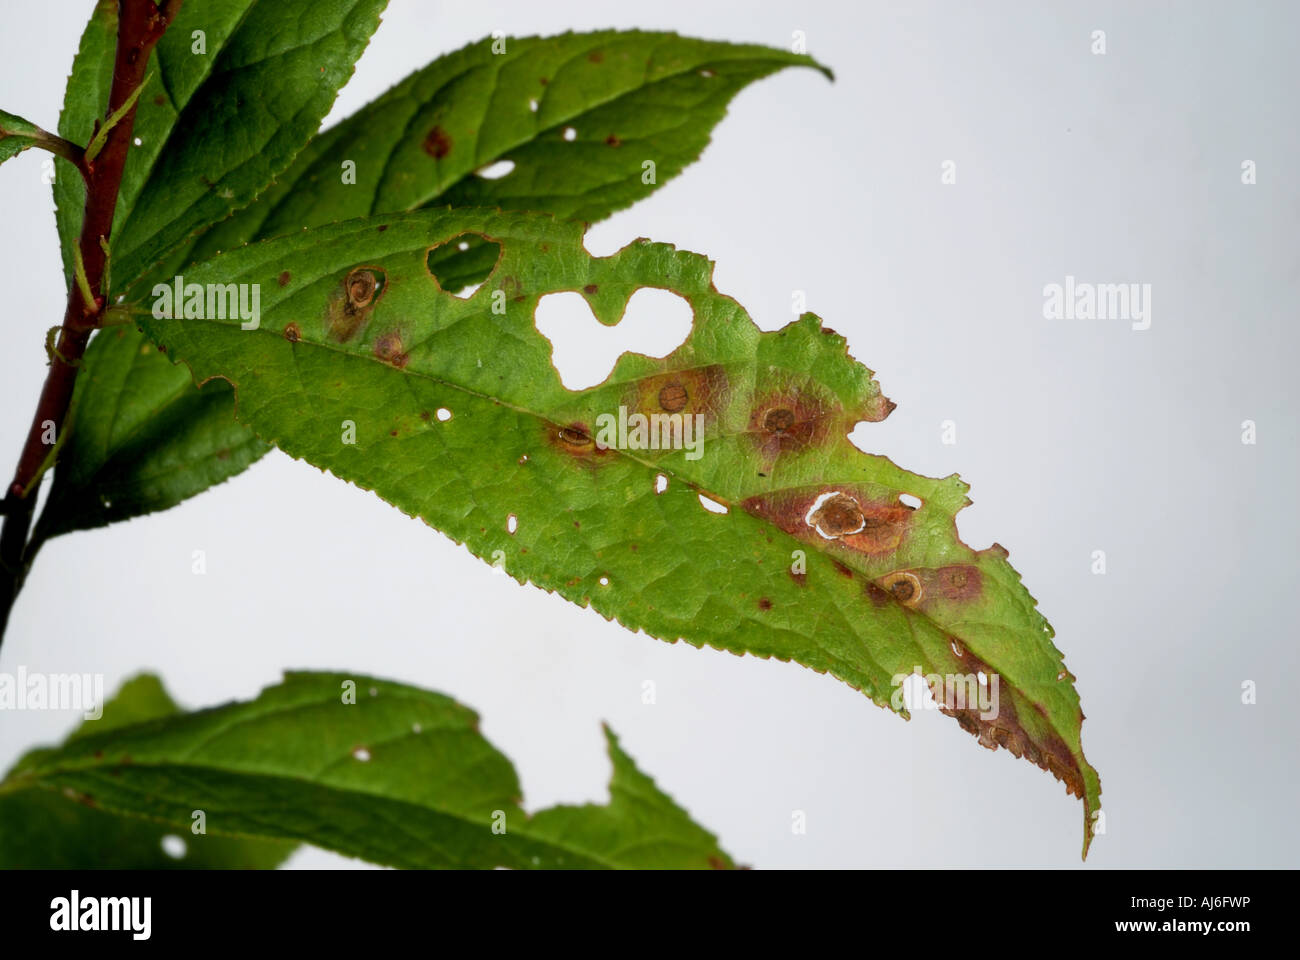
xmin=1 ymin=673 xmax=732 ymax=870
xmin=0 ymin=108 xmax=47 ymax=165
xmin=36 ymin=325 xmax=267 ymax=541
xmin=135 ymin=209 xmax=1102 ymax=855
xmin=0 ymin=675 xmax=294 ymax=869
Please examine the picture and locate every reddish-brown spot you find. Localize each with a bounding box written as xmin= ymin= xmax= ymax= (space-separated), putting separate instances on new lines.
xmin=865 ymin=581 xmax=891 ymax=607
xmin=283 ymin=322 xmax=301 ymax=342
xmin=605 ymin=134 xmax=621 ymax=147
xmin=933 ymin=564 xmax=983 ymax=602
xmin=748 ymin=383 xmax=840 ymax=459
xmin=216 ymin=448 xmax=231 ymax=461
xmin=583 ymin=284 xmax=598 ymax=294
xmin=658 ymin=382 xmax=688 ymax=412
xmin=278 ymin=271 xmax=291 ymax=287
xmin=625 ymin=365 xmax=728 ymax=424
xmin=588 ymin=51 xmax=604 ymax=63
xmin=935 ymin=647 xmax=1088 ymax=826
xmin=377 ymin=224 xmax=389 ymax=232
xmin=153 ymin=94 xmax=166 ymax=106
xmin=809 ymin=493 xmax=864 ymax=537
xmin=545 ymin=421 xmax=610 ymax=463
xmin=422 ymin=126 xmax=453 ymax=159
xmin=879 ymin=570 xmax=922 ymax=606
xmin=348 ymin=269 xmax=377 ymax=308
xmin=758 ymin=597 xmax=773 ymax=611
xmin=420 ymin=410 xmax=432 ymax=422
xmin=327 ymin=267 xmax=384 ymax=342
xmin=373 ymin=331 xmax=404 ymax=363
xmin=539 ymin=77 xmax=549 ymax=85
xmin=789 ymin=569 xmax=807 ymax=587
xmin=832 ymin=559 xmax=853 ymax=578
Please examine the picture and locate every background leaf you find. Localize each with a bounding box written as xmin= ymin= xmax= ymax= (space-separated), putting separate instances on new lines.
xmin=135 ymin=208 xmax=1102 ymax=855
xmin=0 ymin=675 xmax=294 ymax=869
xmin=1 ymin=672 xmax=733 ymax=869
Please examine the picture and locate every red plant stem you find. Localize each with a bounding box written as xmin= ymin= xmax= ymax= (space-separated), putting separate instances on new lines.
xmin=0 ymin=0 xmax=182 ymax=646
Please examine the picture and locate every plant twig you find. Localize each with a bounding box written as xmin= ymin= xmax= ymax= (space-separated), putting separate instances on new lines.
xmin=0 ymin=0 xmax=183 ymax=647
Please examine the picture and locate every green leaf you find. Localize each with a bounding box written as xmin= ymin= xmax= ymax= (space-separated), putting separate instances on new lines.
xmin=45 ymin=29 xmax=824 ymax=539
xmin=0 ymin=675 xmax=294 ymax=868
xmin=134 ymin=209 xmax=1102 ymax=856
xmin=0 ymin=108 xmax=48 ymax=165
xmin=54 ymin=0 xmax=388 ymax=294
xmin=35 ymin=324 xmax=267 ymax=541
xmin=1 ymin=672 xmax=734 ymax=870
xmin=169 ymin=31 xmax=829 ymax=286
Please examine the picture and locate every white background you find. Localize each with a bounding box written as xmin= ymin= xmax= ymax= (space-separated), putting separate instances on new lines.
xmin=1 ymin=0 xmax=1297 ymax=867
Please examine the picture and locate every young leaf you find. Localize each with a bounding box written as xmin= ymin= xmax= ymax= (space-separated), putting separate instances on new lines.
xmin=35 ymin=325 xmax=266 ymax=540
xmin=134 ymin=209 xmax=1102 ymax=856
xmin=0 ymin=108 xmax=66 ymax=166
xmin=54 ymin=0 xmax=389 ymax=293
xmin=0 ymin=675 xmax=294 ymax=869
xmin=0 ymin=672 xmax=733 ymax=870
xmin=45 ymin=30 xmax=825 ymax=538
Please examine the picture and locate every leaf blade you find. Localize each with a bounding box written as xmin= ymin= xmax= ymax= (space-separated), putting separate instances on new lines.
xmin=135 ymin=208 xmax=1102 ymax=855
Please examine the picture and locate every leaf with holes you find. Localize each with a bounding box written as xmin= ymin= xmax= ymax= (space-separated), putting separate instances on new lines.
xmin=0 ymin=672 xmax=733 ymax=869
xmin=0 ymin=675 xmax=294 ymax=868
xmin=132 ymin=208 xmax=1102 ymax=856
xmin=44 ymin=28 xmax=825 ymax=540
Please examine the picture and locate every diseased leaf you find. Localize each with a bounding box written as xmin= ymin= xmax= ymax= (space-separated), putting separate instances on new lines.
xmin=134 ymin=209 xmax=1103 ymax=855
xmin=0 ymin=675 xmax=294 ymax=869
xmin=35 ymin=325 xmax=267 ymax=541
xmin=46 ymin=29 xmax=824 ymax=538
xmin=54 ymin=0 xmax=388 ymax=294
xmin=0 ymin=672 xmax=733 ymax=870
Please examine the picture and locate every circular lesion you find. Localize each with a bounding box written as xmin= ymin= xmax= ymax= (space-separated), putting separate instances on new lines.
xmin=762 ymin=407 xmax=796 ymax=435
xmin=658 ymin=382 xmax=688 ymax=412
xmin=346 ymin=268 xmax=378 ymax=309
xmin=557 ymin=426 xmax=592 ymax=448
xmin=879 ymin=570 xmax=923 ymax=606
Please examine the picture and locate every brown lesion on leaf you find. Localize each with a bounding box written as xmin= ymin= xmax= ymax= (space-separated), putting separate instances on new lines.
xmin=325 ymin=266 xmax=386 ymax=343
xmin=605 ymin=134 xmax=621 ymax=147
xmin=624 ymin=364 xmax=728 ymax=426
xmin=283 ymin=322 xmax=301 ymax=342
xmin=936 ymin=647 xmax=1088 ymax=812
xmin=747 ymin=383 xmax=839 ymax=460
xmin=544 ymin=420 xmax=611 ymax=462
xmin=372 ymin=330 xmax=408 ymax=367
xmin=758 ymin=597 xmax=773 ymax=611
xmin=809 ymin=493 xmax=864 ymax=537
xmin=422 ymin=125 xmax=453 ymax=159
xmin=745 ymin=487 xmax=913 ymax=558
xmin=879 ymin=570 xmax=923 ymax=607
xmin=277 ymin=271 xmax=291 ymax=287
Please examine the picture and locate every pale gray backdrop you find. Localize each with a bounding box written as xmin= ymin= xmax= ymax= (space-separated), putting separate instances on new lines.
xmin=1 ymin=0 xmax=1296 ymax=868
